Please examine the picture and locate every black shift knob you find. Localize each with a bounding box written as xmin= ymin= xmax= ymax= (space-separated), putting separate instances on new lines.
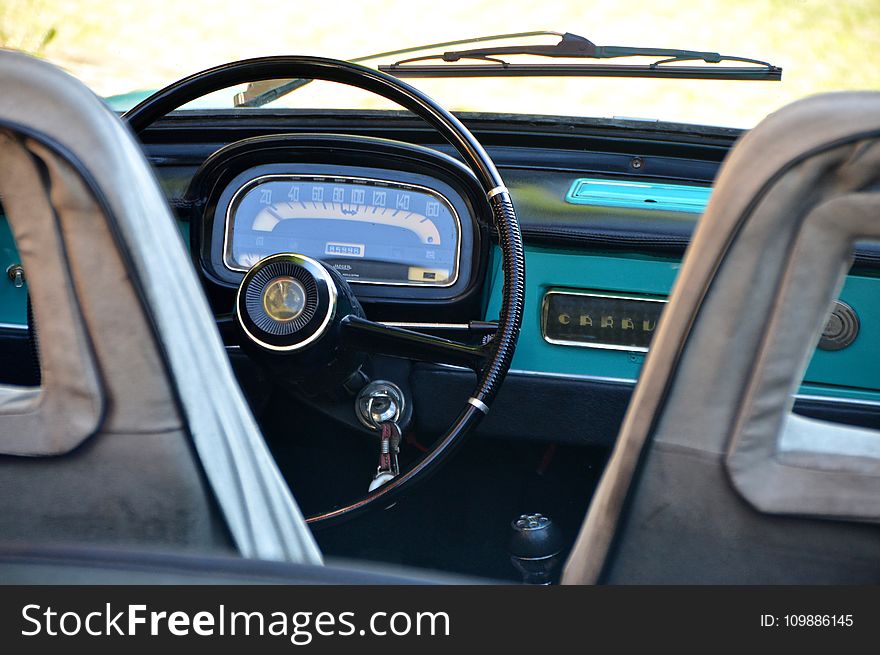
xmin=509 ymin=513 xmax=563 ymax=585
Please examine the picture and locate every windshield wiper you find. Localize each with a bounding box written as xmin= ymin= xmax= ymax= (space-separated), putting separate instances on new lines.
xmin=234 ymin=30 xmax=780 ymax=108
xmin=233 ymin=30 xmax=563 ymax=108
xmin=379 ymin=32 xmax=781 ymax=81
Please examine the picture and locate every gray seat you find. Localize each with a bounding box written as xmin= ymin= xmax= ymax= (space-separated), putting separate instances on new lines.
xmin=563 ymin=92 xmax=880 ymax=584
xmin=0 ymin=51 xmax=320 ymax=566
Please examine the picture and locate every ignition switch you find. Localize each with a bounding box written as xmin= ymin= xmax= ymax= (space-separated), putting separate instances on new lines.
xmin=355 ymin=380 xmax=406 ymax=430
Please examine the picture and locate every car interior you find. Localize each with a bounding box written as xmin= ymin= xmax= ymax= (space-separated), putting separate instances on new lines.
xmin=1 ymin=47 xmax=879 ymax=584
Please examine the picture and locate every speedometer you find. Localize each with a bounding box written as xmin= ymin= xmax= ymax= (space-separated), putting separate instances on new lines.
xmin=224 ymin=175 xmax=461 ymax=287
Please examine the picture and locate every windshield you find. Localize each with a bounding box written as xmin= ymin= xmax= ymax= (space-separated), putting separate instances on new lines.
xmin=2 ymin=0 xmax=878 ymax=128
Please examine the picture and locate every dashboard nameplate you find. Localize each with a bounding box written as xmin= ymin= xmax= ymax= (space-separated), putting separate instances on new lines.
xmin=541 ymin=290 xmax=666 ymax=352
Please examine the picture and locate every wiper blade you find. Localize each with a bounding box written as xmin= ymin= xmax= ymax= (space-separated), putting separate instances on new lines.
xmin=234 ymin=31 xmax=780 ymax=108
xmin=379 ymin=32 xmax=781 ymax=81
xmin=233 ymin=30 xmax=562 ymax=108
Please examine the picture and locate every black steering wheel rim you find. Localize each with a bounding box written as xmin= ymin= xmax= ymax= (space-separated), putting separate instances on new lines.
xmin=124 ymin=56 xmax=525 ymax=526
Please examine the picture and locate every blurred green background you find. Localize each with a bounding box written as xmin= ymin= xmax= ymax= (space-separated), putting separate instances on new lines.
xmin=2 ymin=0 xmax=879 ymax=127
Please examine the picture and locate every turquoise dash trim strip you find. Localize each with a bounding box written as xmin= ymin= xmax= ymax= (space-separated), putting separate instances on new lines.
xmin=565 ymin=178 xmax=711 ymax=213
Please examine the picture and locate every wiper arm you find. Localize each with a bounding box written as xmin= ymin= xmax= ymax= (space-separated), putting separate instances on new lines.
xmin=233 ymin=30 xmax=562 ymax=108
xmin=380 ymin=32 xmax=781 ymax=81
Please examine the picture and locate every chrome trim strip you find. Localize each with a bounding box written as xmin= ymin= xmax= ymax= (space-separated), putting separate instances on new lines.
xmin=222 ymin=174 xmax=463 ymax=289
xmin=380 ymin=321 xmax=472 ymax=331
xmin=424 ymin=363 xmax=641 ymax=386
xmin=468 ymin=397 xmax=490 ymax=414
xmin=0 ymin=322 xmax=27 ymax=331
xmin=543 ymin=339 xmax=652 ymax=353
xmin=794 ymin=393 xmax=880 ymax=410
xmin=487 ymin=185 xmax=509 ymax=199
xmin=425 ymin=362 xmax=473 ymax=373
xmin=508 ymin=368 xmax=639 ymax=385
xmin=541 ymin=289 xmax=666 ymax=353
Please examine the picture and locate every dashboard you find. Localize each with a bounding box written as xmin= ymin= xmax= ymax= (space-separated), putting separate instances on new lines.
xmin=3 ymin=111 xmax=880 ymax=444
xmin=181 ymin=124 xmax=880 ymax=410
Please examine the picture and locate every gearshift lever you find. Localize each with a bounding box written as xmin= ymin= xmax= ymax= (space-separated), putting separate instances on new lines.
xmin=509 ymin=513 xmax=563 ymax=585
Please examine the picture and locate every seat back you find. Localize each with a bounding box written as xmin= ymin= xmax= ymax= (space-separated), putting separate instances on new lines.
xmin=563 ymin=93 xmax=880 ymax=584
xmin=0 ymin=52 xmax=320 ymax=564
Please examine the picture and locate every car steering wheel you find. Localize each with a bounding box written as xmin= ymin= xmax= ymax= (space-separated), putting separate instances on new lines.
xmin=123 ymin=56 xmax=525 ymax=526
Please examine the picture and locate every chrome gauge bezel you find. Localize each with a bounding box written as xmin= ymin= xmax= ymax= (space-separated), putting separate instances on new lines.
xmin=222 ymin=174 xmax=463 ymax=289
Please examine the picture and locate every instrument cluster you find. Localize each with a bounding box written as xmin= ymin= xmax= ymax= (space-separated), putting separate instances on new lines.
xmin=225 ymin=175 xmax=462 ymax=288
xmin=192 ymin=134 xmax=488 ymax=307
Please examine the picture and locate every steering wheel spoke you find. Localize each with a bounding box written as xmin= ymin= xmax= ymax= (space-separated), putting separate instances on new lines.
xmin=340 ymin=315 xmax=491 ymax=370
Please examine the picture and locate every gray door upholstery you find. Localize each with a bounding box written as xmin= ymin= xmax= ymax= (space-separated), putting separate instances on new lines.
xmin=0 ymin=52 xmax=320 ymax=565
xmin=563 ymin=92 xmax=880 ymax=584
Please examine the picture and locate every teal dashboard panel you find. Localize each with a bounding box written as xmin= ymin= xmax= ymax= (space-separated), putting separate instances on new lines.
xmin=483 ymin=245 xmax=880 ymax=402
xmin=484 ymin=246 xmax=678 ymax=382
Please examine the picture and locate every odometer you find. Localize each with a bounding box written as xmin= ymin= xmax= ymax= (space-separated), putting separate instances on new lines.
xmin=224 ymin=175 xmax=461 ymax=287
